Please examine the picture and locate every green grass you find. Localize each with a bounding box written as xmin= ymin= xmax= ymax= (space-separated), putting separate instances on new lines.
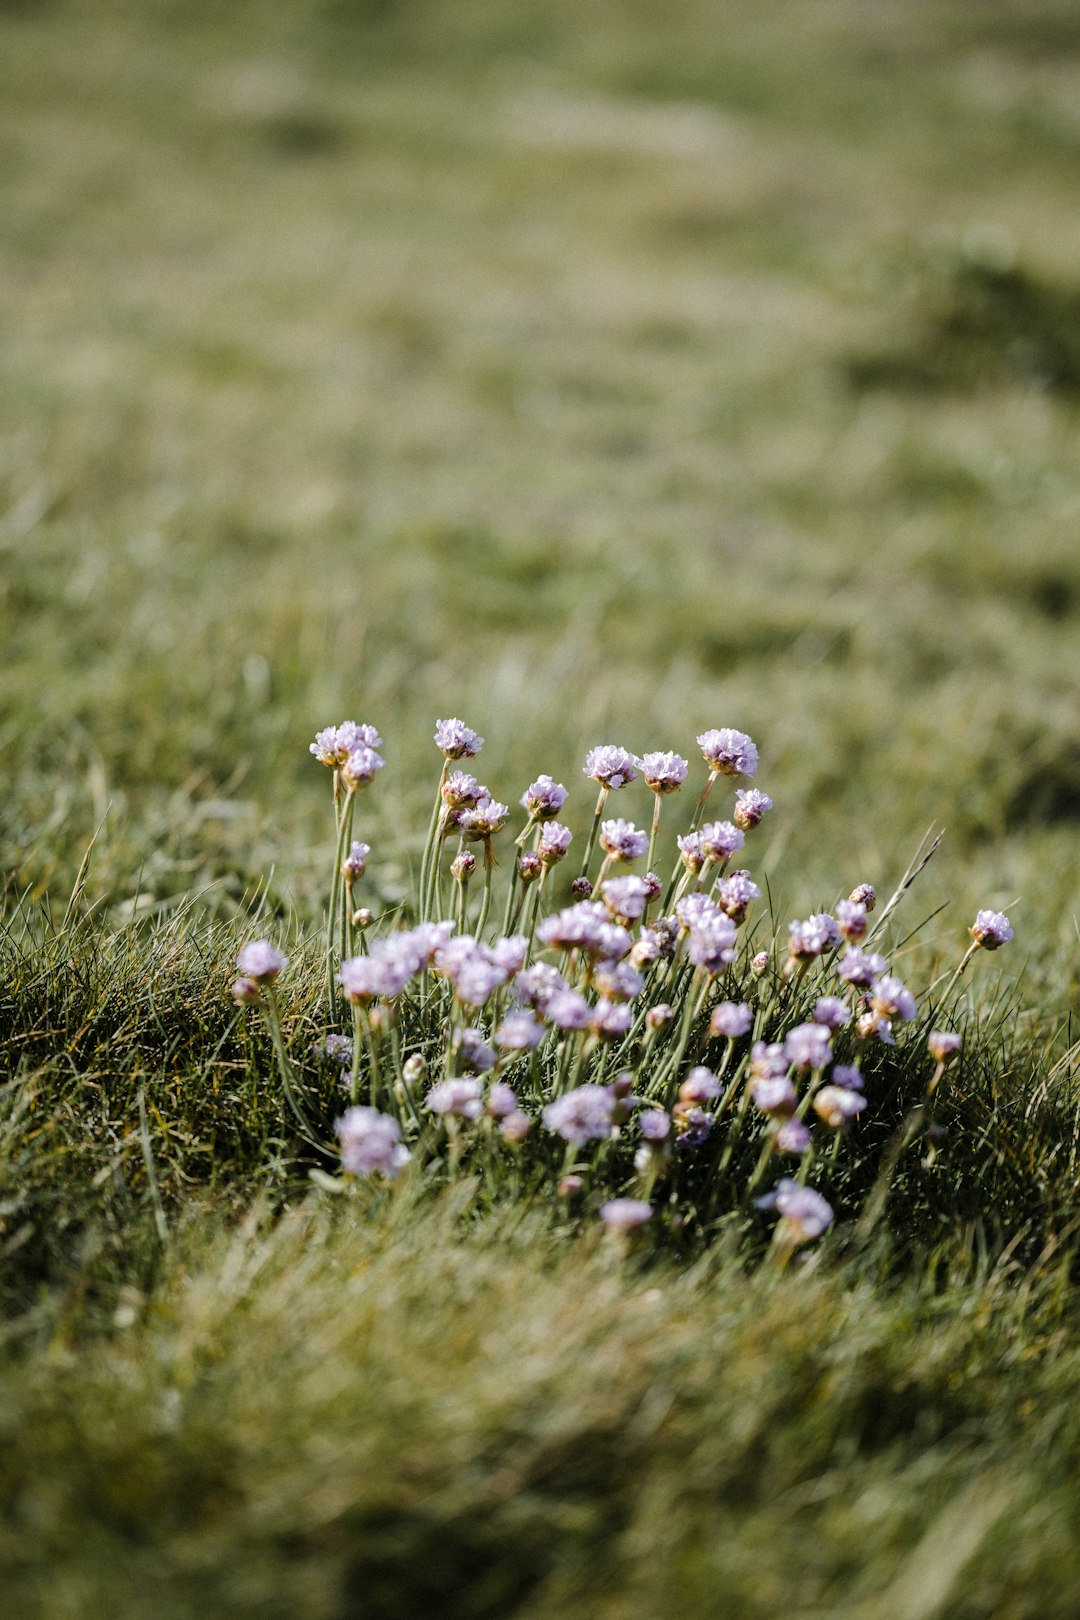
xmin=2 ymin=0 xmax=1080 ymax=1612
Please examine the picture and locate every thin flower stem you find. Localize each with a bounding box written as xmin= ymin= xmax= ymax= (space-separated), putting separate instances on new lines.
xmin=419 ymin=763 xmax=449 ymax=918
xmin=579 ymin=787 xmax=608 ymax=879
xmin=475 ymin=844 xmax=495 ymax=939
xmin=689 ymin=769 xmax=718 ymax=833
xmin=933 ymin=941 xmax=980 ymax=1012
xmin=326 ymin=786 xmax=353 ymax=1019
xmin=646 ymin=792 xmax=663 ymax=876
xmin=349 ymin=1002 xmax=365 ymax=1104
xmin=264 ymin=986 xmax=323 ymax=1151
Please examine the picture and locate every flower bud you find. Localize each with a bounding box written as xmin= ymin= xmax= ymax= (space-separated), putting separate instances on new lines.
xmin=230 ymin=976 xmax=260 ymax=1004
xmin=352 ymin=907 xmax=374 ymax=931
xmin=451 ymin=850 xmax=477 ymax=884
xmin=610 ymin=1071 xmax=635 ymax=1099
xmin=558 ymin=1174 xmax=584 ymax=1198
xmin=750 ymin=950 xmax=769 ymax=978
xmin=571 ymin=876 xmax=594 ymax=901
xmin=402 ymin=1054 xmax=427 ymax=1086
xmin=646 ymin=1003 xmax=675 ymax=1032
xmin=928 ymin=1030 xmax=962 ymax=1066
xmin=518 ymin=850 xmax=542 ymax=885
xmin=849 ymin=883 xmax=876 ymax=912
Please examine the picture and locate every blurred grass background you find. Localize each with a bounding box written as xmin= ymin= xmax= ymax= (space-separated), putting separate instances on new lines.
xmin=2 ymin=1 xmax=1080 ymax=1614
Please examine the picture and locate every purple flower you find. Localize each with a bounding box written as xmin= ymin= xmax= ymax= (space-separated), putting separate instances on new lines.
xmin=317 ymin=1033 xmax=354 ymax=1066
xmin=752 ymin=1076 xmax=797 ymax=1116
xmin=755 ymin=1177 xmax=833 ymax=1242
xmin=812 ymin=996 xmax=851 ymax=1031
xmin=640 ymin=917 xmax=679 ymax=960
xmin=601 ymin=875 xmax=649 ymax=922
xmin=310 ymin=722 xmax=383 ymax=767
xmin=785 ymin=1023 xmax=833 ymax=1070
xmin=856 ymin=1011 xmax=895 ymax=1045
xmin=342 ymin=841 xmax=370 ymax=882
xmin=675 ymin=892 xmax=724 ymax=931
xmin=813 ymin=1085 xmax=867 ymax=1128
xmin=538 ymin=821 xmax=573 ymax=864
xmin=599 ymin=1198 xmax=652 ymax=1233
xmin=594 ymin=959 xmax=645 ymax=1002
xmin=751 ymin=950 xmax=770 ymax=977
xmin=870 ymin=975 xmax=917 ymax=1022
xmin=928 ymin=1030 xmax=962 ymax=1065
xmin=434 ymin=718 xmax=484 ymax=759
xmin=543 ymin=1085 xmax=615 ymax=1144
xmin=591 ymin=999 xmax=633 ymax=1040
xmin=673 ymin=1104 xmax=713 ymax=1148
xmin=337 ymin=955 xmax=381 ymax=1003
xmin=459 ymin=796 xmax=509 ymax=840
xmin=677 ymin=832 xmax=707 ymax=874
xmin=716 ymin=870 xmax=760 ymax=922
xmin=520 ymin=774 xmax=569 ymax=819
xmin=640 ymin=1109 xmax=671 ymax=1141
xmin=749 ymin=1040 xmax=788 ymax=1081
xmin=495 ymin=1010 xmax=544 ymax=1050
xmin=547 ymin=990 xmax=593 ymax=1031
xmin=512 ymin=963 xmax=569 ymax=1012
xmin=788 ymin=914 xmax=841 ymax=959
xmin=537 ymin=900 xmax=608 ymax=952
xmin=836 ymin=947 xmax=888 ymax=988
xmin=849 ymin=883 xmax=877 ymax=912
xmin=407 ymin=921 xmax=456 ymax=965
xmin=486 ymin=1082 xmax=519 ymax=1118
xmin=454 ymin=960 xmax=507 ymax=1011
xmin=231 ymin=977 xmax=260 ymax=1003
xmin=426 ymin=1078 xmax=485 ymax=1119
xmin=236 ymin=940 xmax=288 ymax=981
xmin=970 ymin=909 xmax=1014 ymax=950
xmin=489 ymin=935 xmax=529 ymax=977
xmin=698 ymin=820 xmax=745 ymax=863
xmin=645 ymin=1003 xmax=675 ymax=1030
xmin=686 ymin=915 xmax=738 ymax=974
xmin=697 ymin=728 xmax=759 ymax=777
xmin=336 ymin=1106 xmax=410 ymax=1179
xmin=501 ymin=1110 xmax=533 ymax=1143
xmin=733 ymin=788 xmax=773 ymax=831
xmin=835 ymin=899 xmax=868 ymax=942
xmin=442 ymin=771 xmax=483 ymax=808
xmin=600 ymin=818 xmax=649 ymax=861
xmin=637 ymin=751 xmax=688 ymax=794
xmin=583 ymin=746 xmax=638 ymax=791
xmin=341 ymin=745 xmax=386 ymax=789
xmin=774 ymin=1119 xmax=811 ymax=1155
xmin=679 ymin=1066 xmax=723 ymax=1103
xmin=710 ymin=1001 xmax=753 ymax=1040
xmin=456 ymin=1028 xmax=497 ymax=1073
xmin=831 ymin=1063 xmax=864 ymax=1091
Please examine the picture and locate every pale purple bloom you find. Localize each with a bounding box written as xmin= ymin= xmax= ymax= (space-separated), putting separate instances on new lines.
xmin=453 ymin=960 xmax=506 ymax=1011
xmin=591 ymin=999 xmax=633 ymax=1040
xmin=434 ymin=718 xmax=484 ymax=759
xmin=643 ymin=917 xmax=679 ymax=959
xmin=716 ymin=870 xmax=760 ymax=921
xmin=486 ymin=1082 xmax=519 ymax=1118
xmin=812 ymin=996 xmax=851 ymax=1031
xmin=749 ymin=1040 xmax=789 ymax=1081
xmin=642 ymin=871 xmax=662 ymax=901
xmin=310 ymin=722 xmax=383 ymax=767
xmin=406 ymin=921 xmax=455 ymax=966
xmin=489 ymin=935 xmax=529 ymax=977
xmin=674 ymin=1104 xmax=713 ymax=1148
xmin=230 ymin=976 xmax=259 ymax=1003
xmin=570 ymin=876 xmax=595 ymax=900
xmin=599 ymin=1198 xmax=652 ymax=1233
xmin=837 ymin=947 xmax=888 ymax=988
xmin=547 ymin=990 xmax=593 ymax=1031
xmin=750 ymin=950 xmax=770 ymax=977
xmin=849 ymin=883 xmax=877 ymax=912
xmin=456 ymin=1028 xmax=497 ymax=1073
xmin=602 ymin=875 xmax=649 ymax=922
xmin=710 ymin=1001 xmax=753 ymax=1040
xmin=442 ymin=770 xmax=482 ymax=808
xmin=337 ymin=955 xmax=381 ymax=1003
xmin=512 ymin=963 xmax=569 ymax=1012
xmin=871 ymin=975 xmax=917 ymax=1022
xmin=340 ymin=745 xmax=386 ymax=789
xmin=856 ymin=1011 xmax=895 ymax=1045
xmin=336 ymin=1106 xmax=410 ymax=1179
xmin=814 ymin=1085 xmax=867 ymax=1128
xmin=676 ymin=892 xmax=724 ymax=931
xmin=537 ymin=901 xmax=608 ymax=952
xmin=835 ymin=899 xmax=868 ymax=941
xmin=594 ymin=959 xmax=645 ymax=1002
xmin=237 ymin=940 xmax=288 ymax=980
xmin=640 ymin=1109 xmax=671 ymax=1141
xmin=495 ymin=1010 xmax=544 ymax=1050
xmin=831 ymin=1063 xmax=864 ymax=1091
xmin=756 ymin=1178 xmax=833 ymax=1243
xmin=317 ymin=1033 xmax=354 ymax=1066
xmin=686 ymin=914 xmax=738 ymax=974
xmin=426 ymin=1078 xmax=484 ymax=1119
xmin=680 ymin=1066 xmax=723 ymax=1103
xmin=752 ymin=1077 xmax=797 ymax=1115
xmin=789 ymin=913 xmax=841 ymax=959
xmin=733 ymin=788 xmax=773 ymax=831
xmin=697 ymin=728 xmax=759 ymax=777
xmin=538 ymin=821 xmax=573 ymax=864
xmin=775 ymin=1119 xmax=811 ymax=1155
xmin=970 ymin=909 xmax=1014 ymax=950
xmin=600 ymin=818 xmax=649 ymax=861
xmin=698 ymin=820 xmax=745 ymax=863
xmin=517 ymin=850 xmax=542 ymax=884
xmin=928 ymin=1030 xmax=962 ymax=1065
xmin=637 ymin=751 xmax=689 ymax=794
xmin=646 ymin=1003 xmax=675 ymax=1030
xmin=583 ymin=745 xmax=638 ymax=791
xmin=785 ymin=1023 xmax=833 ymax=1070
xmin=459 ymin=796 xmax=509 ymax=840
xmin=543 ymin=1085 xmax=615 ymax=1144
xmin=501 ymin=1110 xmax=533 ymax=1143
xmin=520 ymin=774 xmax=568 ymax=819
xmin=677 ymin=832 xmax=707 ymax=874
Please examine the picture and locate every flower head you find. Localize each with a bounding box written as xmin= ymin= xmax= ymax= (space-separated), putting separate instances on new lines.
xmin=601 ymin=875 xmax=649 ymax=923
xmin=849 ymin=883 xmax=877 ymax=912
xmin=788 ymin=914 xmax=841 ymax=960
xmin=520 ymin=774 xmax=568 ymax=819
xmin=813 ymin=1085 xmax=867 ymax=1129
xmin=590 ymin=999 xmax=633 ymax=1040
xmin=831 ymin=1063 xmax=864 ymax=1092
xmin=594 ymin=959 xmax=645 ymax=1002
xmin=459 ymin=796 xmax=509 ymax=841
xmin=639 ymin=1109 xmax=671 ymax=1141
xmin=583 ymin=746 xmax=638 ymax=791
xmin=237 ymin=940 xmax=288 ymax=981
xmin=455 ymin=1028 xmax=497 ymax=1074
xmin=512 ymin=963 xmax=569 ymax=1013
xmin=870 ymin=974 xmax=917 ymax=1022
xmin=698 ymin=820 xmax=745 ymax=863
xmin=336 ymin=1106 xmax=410 ymax=1179
xmin=434 ymin=718 xmax=484 ymax=759
xmin=546 ymin=989 xmax=593 ymax=1031
xmin=970 ymin=909 xmax=1014 ymax=950
xmin=599 ymin=1199 xmax=652 ymax=1234
xmin=680 ymin=1066 xmax=723 ymax=1103
xmin=341 ymin=745 xmax=385 ymax=789
xmin=697 ymin=728 xmax=759 ymax=777
xmin=775 ymin=1119 xmax=811 ymax=1155
xmin=716 ymin=870 xmax=760 ymax=922
xmin=342 ymin=841 xmax=370 ymax=882
xmin=442 ymin=771 xmax=482 ymax=808
xmin=317 ymin=1033 xmax=354 ymax=1067
xmin=310 ymin=722 xmax=382 ymax=767
xmin=543 ymin=1085 xmax=615 ymax=1144
xmin=495 ymin=1010 xmax=545 ymax=1051
xmin=837 ymin=947 xmax=888 ymax=988
xmin=538 ymin=821 xmax=573 ymax=865
xmin=752 ymin=1077 xmax=797 ymax=1116
xmin=812 ymin=996 xmax=851 ymax=1032
xmin=835 ymin=899 xmax=868 ymax=941
xmin=426 ymin=1078 xmax=484 ymax=1119
xmin=677 ymin=832 xmax=707 ymax=874
xmin=637 ymin=751 xmax=688 ymax=794
xmin=673 ymin=1104 xmax=714 ymax=1148
xmin=710 ymin=1001 xmax=753 ymax=1040
xmin=928 ymin=1030 xmax=963 ymax=1065
xmin=756 ymin=1178 xmax=833 ymax=1244
xmin=600 ymin=818 xmax=649 ymax=861
xmin=733 ymin=788 xmax=773 ymax=831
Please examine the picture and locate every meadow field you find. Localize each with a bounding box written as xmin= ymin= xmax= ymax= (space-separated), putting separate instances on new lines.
xmin=2 ymin=2 xmax=1080 ymax=1614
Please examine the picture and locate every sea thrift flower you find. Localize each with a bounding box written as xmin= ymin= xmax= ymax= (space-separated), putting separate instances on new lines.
xmin=602 ymin=876 xmax=649 ymax=922
xmin=336 ymin=1106 xmax=410 ymax=1179
xmin=434 ymin=718 xmax=484 ymax=759
xmin=455 ymin=1028 xmax=497 ymax=1073
xmin=459 ymin=796 xmax=509 ymax=840
xmin=543 ymin=1085 xmax=615 ymax=1144
xmin=849 ymin=883 xmax=877 ymax=912
xmin=928 ymin=1030 xmax=963 ymax=1065
xmin=686 ymin=914 xmax=738 ymax=973
xmin=590 ymin=999 xmax=633 ymax=1040
xmin=870 ymin=975 xmax=917 ymax=1022
xmin=341 ymin=745 xmax=386 ymax=789
xmin=750 ymin=950 xmax=770 ymax=977
xmin=342 ymin=841 xmax=370 ymax=882
xmin=757 ymin=1179 xmax=834 ymax=1244
xmin=680 ymin=1067 xmax=723 ymax=1103
xmin=600 ymin=819 xmax=649 ymax=861
xmin=812 ymin=996 xmax=851 ymax=1031
xmin=697 ymin=728 xmax=759 ymax=777
xmin=674 ymin=1104 xmax=714 ymax=1148
xmin=837 ymin=947 xmax=888 ymax=988
xmin=442 ymin=771 xmax=482 ymax=808
xmin=501 ymin=1110 xmax=533 ymax=1143
xmin=831 ymin=1064 xmax=864 ymax=1091
xmin=641 ymin=871 xmax=663 ymax=901
xmin=317 ymin=1033 xmax=354 ymax=1066
xmin=752 ymin=1077 xmax=797 ymax=1116
xmin=583 ymin=746 xmax=638 ymax=791
xmin=716 ymin=870 xmax=760 ymax=922
xmin=571 ymin=876 xmax=594 ymax=899
xmin=486 ymin=1082 xmax=519 ymax=1118
xmin=594 ymin=960 xmax=645 ymax=1002
xmin=970 ymin=909 xmax=1014 ymax=950
xmin=733 ymin=788 xmax=773 ymax=831
xmin=749 ymin=1041 xmax=789 ymax=1081
xmin=490 ymin=936 xmax=529 ymax=977
xmin=835 ymin=899 xmax=868 ymax=941
xmin=788 ymin=914 xmax=841 ymax=960
xmin=547 ymin=990 xmax=593 ymax=1031
xmin=537 ymin=900 xmax=608 ymax=952
xmin=402 ymin=1054 xmax=427 ymax=1086
xmin=698 ymin=821 xmax=745 ymax=863
xmin=677 ymin=832 xmax=707 ymax=874
xmin=637 ymin=751 xmax=688 ymax=794
xmin=231 ymin=976 xmax=259 ymax=1004
xmin=237 ymin=940 xmax=288 ymax=980
xmin=775 ymin=1119 xmax=811 ymax=1155
xmin=646 ymin=1003 xmax=675 ymax=1031
xmin=453 ymin=960 xmax=507 ymax=1011
xmin=813 ymin=1086 xmax=867 ymax=1129
xmin=310 ymin=722 xmax=382 ymax=767
xmin=856 ymin=1011 xmax=895 ymax=1044
xmin=495 ymin=1010 xmax=544 ymax=1050
xmin=512 ymin=963 xmax=569 ymax=1012
xmin=538 ymin=821 xmax=574 ymax=865
xmin=450 ymin=850 xmax=476 ymax=883
xmin=426 ymin=1078 xmax=484 ymax=1119
xmin=640 ymin=1109 xmax=672 ymax=1142
xmin=599 ymin=1199 xmax=652 ymax=1233
xmin=710 ymin=1001 xmax=753 ymax=1040
xmin=517 ymin=850 xmax=542 ymax=884
xmin=520 ymin=774 xmax=568 ymax=819
xmin=676 ymin=892 xmax=724 ymax=931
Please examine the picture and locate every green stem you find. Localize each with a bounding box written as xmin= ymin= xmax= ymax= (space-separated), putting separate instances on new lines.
xmin=475 ymin=843 xmax=495 ymax=939
xmin=646 ymin=791 xmax=663 ymax=875
xmin=579 ymin=787 xmax=608 ymax=880
xmin=419 ymin=763 xmax=449 ymax=920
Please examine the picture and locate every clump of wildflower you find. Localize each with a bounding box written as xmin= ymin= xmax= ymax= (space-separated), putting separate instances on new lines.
xmin=426 ymin=1078 xmax=485 ymax=1119
xmin=599 ymin=1198 xmax=652 ymax=1233
xmin=697 ymin=728 xmax=759 ymax=777
xmin=547 ymin=989 xmax=593 ymax=1031
xmin=520 ymin=774 xmax=568 ymax=820
xmin=928 ymin=1030 xmax=963 ymax=1065
xmin=733 ymin=788 xmax=773 ymax=831
xmin=970 ymin=909 xmax=1014 ymax=950
xmin=637 ymin=751 xmax=688 ymax=794
xmin=710 ymin=1002 xmax=753 ymax=1040
xmin=583 ymin=746 xmax=638 ymax=791
xmin=543 ymin=1085 xmax=615 ymax=1144
xmin=435 ymin=718 xmax=484 ymax=759
xmin=756 ymin=1178 xmax=834 ymax=1245
xmin=646 ymin=1003 xmax=675 ymax=1031
xmin=835 ymin=899 xmax=868 ymax=941
xmin=336 ymin=1106 xmax=410 ymax=1179
xmin=685 ymin=911 xmax=738 ymax=975
xmin=310 ymin=722 xmax=383 ymax=767
xmin=600 ymin=819 xmax=649 ymax=861
xmin=813 ymin=1086 xmax=867 ymax=1129
xmin=237 ymin=940 xmax=288 ymax=981
xmin=749 ymin=1040 xmax=789 ymax=1081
